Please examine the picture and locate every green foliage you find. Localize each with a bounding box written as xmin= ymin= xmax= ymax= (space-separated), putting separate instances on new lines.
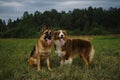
xmin=0 ymin=36 xmax=120 ymax=80
xmin=89 ymin=22 xmax=110 ymax=35
xmin=0 ymin=7 xmax=120 ymax=38
xmin=0 ymin=19 xmax=6 ymax=36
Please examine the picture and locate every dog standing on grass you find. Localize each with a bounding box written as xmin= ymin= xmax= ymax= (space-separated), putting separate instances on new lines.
xmin=29 ymin=26 xmax=53 ymax=71
xmin=54 ymin=30 xmax=94 ymax=68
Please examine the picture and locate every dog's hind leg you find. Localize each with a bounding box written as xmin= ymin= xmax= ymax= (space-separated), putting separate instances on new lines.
xmin=29 ymin=57 xmax=37 ymax=66
xmin=81 ymin=54 xmax=90 ymax=69
xmin=82 ymin=47 xmax=95 ymax=69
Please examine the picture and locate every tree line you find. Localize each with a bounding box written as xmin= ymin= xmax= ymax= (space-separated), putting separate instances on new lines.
xmin=0 ymin=7 xmax=120 ymax=38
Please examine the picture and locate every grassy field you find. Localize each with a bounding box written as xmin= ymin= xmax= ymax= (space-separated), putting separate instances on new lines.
xmin=0 ymin=36 xmax=120 ymax=80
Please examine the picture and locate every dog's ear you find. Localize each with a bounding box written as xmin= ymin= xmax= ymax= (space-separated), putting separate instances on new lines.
xmin=49 ymin=26 xmax=54 ymax=31
xmin=54 ymin=31 xmax=58 ymax=34
xmin=53 ymin=31 xmax=58 ymax=37
xmin=51 ymin=29 xmax=55 ymax=35
xmin=42 ymin=25 xmax=48 ymax=33
xmin=63 ymin=30 xmax=67 ymax=35
xmin=47 ymin=26 xmax=54 ymax=35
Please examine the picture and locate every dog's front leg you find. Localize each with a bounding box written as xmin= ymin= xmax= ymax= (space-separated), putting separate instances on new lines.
xmin=60 ymin=57 xmax=64 ymax=65
xmin=37 ymin=54 xmax=40 ymax=71
xmin=46 ymin=57 xmax=52 ymax=71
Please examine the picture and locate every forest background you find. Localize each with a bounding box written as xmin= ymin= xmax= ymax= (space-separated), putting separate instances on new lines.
xmin=0 ymin=7 xmax=120 ymax=38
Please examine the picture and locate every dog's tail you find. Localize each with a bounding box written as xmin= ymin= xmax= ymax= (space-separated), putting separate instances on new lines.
xmin=24 ymin=46 xmax=35 ymax=63
xmin=89 ymin=46 xmax=95 ymax=63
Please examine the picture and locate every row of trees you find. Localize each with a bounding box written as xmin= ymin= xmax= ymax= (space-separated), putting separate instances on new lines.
xmin=0 ymin=7 xmax=120 ymax=38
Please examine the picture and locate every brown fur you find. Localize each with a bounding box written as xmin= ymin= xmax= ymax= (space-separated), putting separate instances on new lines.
xmin=62 ymin=39 xmax=94 ymax=67
xmin=29 ymin=27 xmax=53 ymax=71
xmin=54 ymin=30 xmax=94 ymax=68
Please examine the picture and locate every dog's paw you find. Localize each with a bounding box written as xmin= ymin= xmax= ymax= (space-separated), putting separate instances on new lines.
xmin=37 ymin=68 xmax=41 ymax=71
xmin=48 ymin=68 xmax=52 ymax=71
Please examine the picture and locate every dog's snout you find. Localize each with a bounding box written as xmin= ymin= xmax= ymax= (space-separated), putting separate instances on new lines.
xmin=61 ymin=35 xmax=63 ymax=38
xmin=48 ymin=35 xmax=52 ymax=39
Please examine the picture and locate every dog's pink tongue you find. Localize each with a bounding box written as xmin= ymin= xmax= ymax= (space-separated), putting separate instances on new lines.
xmin=60 ymin=38 xmax=64 ymax=46
xmin=47 ymin=39 xmax=52 ymax=45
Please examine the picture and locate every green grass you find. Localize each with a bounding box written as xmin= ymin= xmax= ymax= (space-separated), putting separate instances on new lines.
xmin=0 ymin=36 xmax=120 ymax=80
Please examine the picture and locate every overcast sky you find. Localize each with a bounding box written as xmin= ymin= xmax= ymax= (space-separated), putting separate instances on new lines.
xmin=0 ymin=0 xmax=120 ymax=22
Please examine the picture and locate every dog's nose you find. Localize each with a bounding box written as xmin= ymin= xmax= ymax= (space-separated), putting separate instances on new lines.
xmin=48 ymin=35 xmax=52 ymax=39
xmin=61 ymin=35 xmax=63 ymax=38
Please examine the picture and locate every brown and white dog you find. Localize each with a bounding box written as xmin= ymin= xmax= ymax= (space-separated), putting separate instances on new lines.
xmin=29 ymin=27 xmax=53 ymax=71
xmin=54 ymin=30 xmax=94 ymax=68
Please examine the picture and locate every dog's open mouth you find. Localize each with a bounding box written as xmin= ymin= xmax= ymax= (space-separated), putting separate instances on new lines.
xmin=46 ymin=39 xmax=52 ymax=45
xmin=59 ymin=38 xmax=65 ymax=46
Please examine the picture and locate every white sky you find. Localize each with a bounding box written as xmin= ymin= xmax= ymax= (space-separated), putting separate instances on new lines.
xmin=0 ymin=0 xmax=120 ymax=22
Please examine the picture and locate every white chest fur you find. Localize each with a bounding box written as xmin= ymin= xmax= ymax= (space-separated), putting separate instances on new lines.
xmin=54 ymin=40 xmax=65 ymax=57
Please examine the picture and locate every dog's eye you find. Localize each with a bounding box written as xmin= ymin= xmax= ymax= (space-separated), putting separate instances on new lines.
xmin=45 ymin=32 xmax=48 ymax=34
xmin=50 ymin=32 xmax=52 ymax=35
